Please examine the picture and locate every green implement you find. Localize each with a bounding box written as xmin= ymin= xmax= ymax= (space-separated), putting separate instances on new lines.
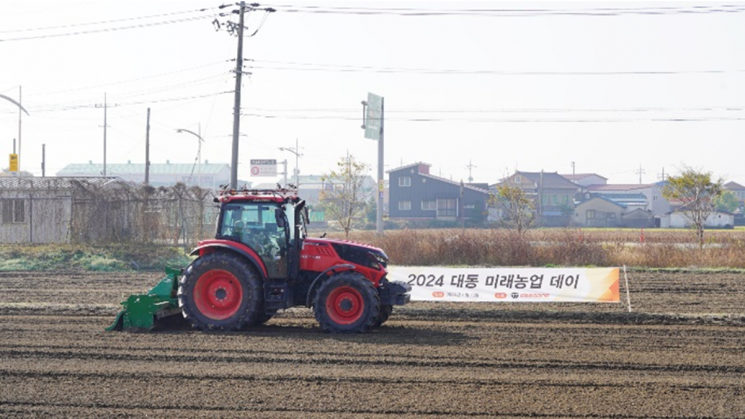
xmin=106 ymin=267 xmax=182 ymax=331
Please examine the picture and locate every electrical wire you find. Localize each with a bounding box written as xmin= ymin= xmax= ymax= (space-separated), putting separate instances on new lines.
xmin=22 ymin=91 xmax=233 ymax=113
xmin=0 ymin=6 xmax=218 ymax=34
xmin=0 ymin=14 xmax=215 ymax=42
xmin=242 ymin=106 xmax=745 ymax=113
xmin=249 ymin=59 xmax=745 ymax=76
xmin=263 ymin=3 xmax=745 ymax=17
xmin=26 ymin=60 xmax=230 ymax=97
xmin=241 ymin=112 xmax=745 ymax=123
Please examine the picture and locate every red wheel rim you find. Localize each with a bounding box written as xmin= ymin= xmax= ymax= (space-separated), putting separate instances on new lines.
xmin=193 ymin=269 xmax=243 ymax=320
xmin=326 ymin=285 xmax=364 ymax=325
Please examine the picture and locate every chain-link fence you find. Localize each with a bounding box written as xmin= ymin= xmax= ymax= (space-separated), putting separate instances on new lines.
xmin=0 ymin=179 xmax=218 ymax=246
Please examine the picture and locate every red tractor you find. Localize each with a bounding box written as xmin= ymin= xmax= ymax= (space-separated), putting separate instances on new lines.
xmin=109 ymin=187 xmax=410 ymax=333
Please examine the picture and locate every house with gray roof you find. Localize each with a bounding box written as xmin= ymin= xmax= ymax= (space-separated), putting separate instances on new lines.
xmin=388 ymin=163 xmax=489 ymax=224
xmin=586 ymin=183 xmax=670 ymax=216
xmin=494 ymin=171 xmax=582 ymax=226
xmin=561 ymin=173 xmax=608 ymax=187
xmin=573 ymin=196 xmax=654 ymax=228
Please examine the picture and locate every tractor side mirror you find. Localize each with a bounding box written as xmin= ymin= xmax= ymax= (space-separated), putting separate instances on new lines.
xmin=275 ymin=207 xmax=286 ymax=228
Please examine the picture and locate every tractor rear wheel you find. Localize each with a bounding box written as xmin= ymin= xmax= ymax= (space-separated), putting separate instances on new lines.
xmin=314 ymin=271 xmax=380 ymax=333
xmin=178 ymin=252 xmax=262 ymax=331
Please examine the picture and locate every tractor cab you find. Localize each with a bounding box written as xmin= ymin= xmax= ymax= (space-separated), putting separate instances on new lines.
xmin=215 ymin=190 xmax=307 ymax=280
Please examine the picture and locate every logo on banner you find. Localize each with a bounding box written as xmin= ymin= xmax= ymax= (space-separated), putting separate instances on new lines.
xmin=511 ymin=292 xmax=519 ymax=299
xmin=494 ymin=292 xmax=507 ymax=299
xmin=432 ymin=291 xmax=445 ymax=298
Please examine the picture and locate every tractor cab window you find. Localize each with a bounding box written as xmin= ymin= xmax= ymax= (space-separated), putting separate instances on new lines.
xmin=219 ymin=202 xmax=289 ymax=278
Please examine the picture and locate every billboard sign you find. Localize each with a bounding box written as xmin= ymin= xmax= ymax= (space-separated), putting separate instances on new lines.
xmin=364 ymin=92 xmax=382 ymax=140
xmin=249 ymin=159 xmax=277 ymax=177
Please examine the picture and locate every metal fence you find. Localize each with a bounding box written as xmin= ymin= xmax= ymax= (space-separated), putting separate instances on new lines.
xmin=0 ymin=181 xmax=218 ymax=245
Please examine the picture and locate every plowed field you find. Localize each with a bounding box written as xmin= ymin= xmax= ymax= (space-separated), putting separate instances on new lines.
xmin=1 ymin=270 xmax=743 ymax=418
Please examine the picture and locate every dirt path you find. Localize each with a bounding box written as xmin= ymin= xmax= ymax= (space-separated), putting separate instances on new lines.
xmin=0 ymin=270 xmax=743 ymax=418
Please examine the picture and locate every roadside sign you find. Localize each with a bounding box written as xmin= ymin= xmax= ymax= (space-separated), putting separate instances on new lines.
xmin=9 ymin=154 xmax=18 ymax=172
xmin=249 ymin=159 xmax=277 ymax=177
xmin=364 ymin=92 xmax=382 ymax=140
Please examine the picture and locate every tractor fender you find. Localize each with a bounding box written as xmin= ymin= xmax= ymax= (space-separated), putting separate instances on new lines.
xmin=305 ymin=264 xmax=356 ymax=307
xmin=190 ymin=241 xmax=268 ymax=278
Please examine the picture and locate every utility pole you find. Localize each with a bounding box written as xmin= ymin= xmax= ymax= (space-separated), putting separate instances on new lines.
xmin=635 ymin=164 xmax=645 ymax=184
xmin=378 ymin=99 xmax=384 ymax=235
xmin=281 ymin=159 xmax=288 ymax=186
xmin=571 ymin=161 xmax=575 ymax=177
xmin=466 ymin=159 xmax=476 ymax=183
xmin=295 ymin=137 xmax=299 ymax=187
xmin=538 ymin=170 xmax=544 ymax=216
xmin=459 ymin=180 xmax=465 ymax=229
xmin=229 ymin=3 xmax=246 ymax=190
xmin=41 ymin=144 xmax=45 ymax=177
xmin=145 ymin=108 xmax=151 ymax=185
xmin=361 ymin=93 xmax=384 ymax=235
xmin=279 ymin=138 xmax=301 ymax=188
xmin=213 ymin=2 xmax=274 ymax=189
xmin=95 ymin=93 xmax=111 ymax=176
xmin=658 ymin=167 xmax=666 ymax=182
xmin=18 ymin=87 xmax=22 ymax=171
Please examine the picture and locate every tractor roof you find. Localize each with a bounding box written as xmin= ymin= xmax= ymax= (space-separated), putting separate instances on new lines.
xmin=216 ymin=187 xmax=300 ymax=204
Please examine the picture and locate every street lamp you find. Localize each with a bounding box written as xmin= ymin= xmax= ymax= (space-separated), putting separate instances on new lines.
xmin=279 ymin=138 xmax=301 ymax=188
xmin=176 ymin=128 xmax=205 ymax=187
xmin=1 ymin=92 xmax=29 ymax=173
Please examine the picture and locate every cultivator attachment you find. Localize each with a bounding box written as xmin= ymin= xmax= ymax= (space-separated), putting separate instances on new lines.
xmin=106 ymin=267 xmax=183 ymax=332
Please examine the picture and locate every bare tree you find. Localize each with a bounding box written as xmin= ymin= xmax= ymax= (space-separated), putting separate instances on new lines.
xmin=320 ymin=155 xmax=371 ymax=239
xmin=662 ymin=167 xmax=724 ymax=248
xmin=489 ymin=184 xmax=535 ymax=237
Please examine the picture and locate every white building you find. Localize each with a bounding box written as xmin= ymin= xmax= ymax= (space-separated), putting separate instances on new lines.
xmin=57 ymin=161 xmax=233 ymax=189
xmin=587 ymin=183 xmax=670 ymax=216
xmin=661 ymin=210 xmax=735 ymax=229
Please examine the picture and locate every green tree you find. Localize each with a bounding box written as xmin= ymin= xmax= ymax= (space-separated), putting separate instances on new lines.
xmin=489 ymin=184 xmax=535 ymax=237
xmin=662 ymin=167 xmax=724 ymax=248
xmin=320 ymin=155 xmax=371 ymax=239
xmin=713 ymin=190 xmax=739 ymax=213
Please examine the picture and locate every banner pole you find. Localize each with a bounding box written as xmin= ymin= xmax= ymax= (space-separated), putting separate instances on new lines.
xmin=623 ymin=265 xmax=632 ymax=313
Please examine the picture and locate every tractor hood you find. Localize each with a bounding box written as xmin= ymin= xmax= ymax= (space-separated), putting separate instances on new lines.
xmin=305 ymin=237 xmax=389 ymax=270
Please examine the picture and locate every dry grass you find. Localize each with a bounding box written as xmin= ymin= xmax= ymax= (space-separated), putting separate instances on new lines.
xmin=334 ymin=228 xmax=745 ymax=269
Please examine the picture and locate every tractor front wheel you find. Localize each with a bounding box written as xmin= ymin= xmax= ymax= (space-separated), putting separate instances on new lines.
xmin=314 ymin=272 xmax=380 ymax=333
xmin=178 ymin=252 xmax=262 ymax=331
xmin=373 ymin=305 xmax=393 ymax=328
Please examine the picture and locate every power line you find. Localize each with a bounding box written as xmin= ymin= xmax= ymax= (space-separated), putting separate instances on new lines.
xmin=17 ymin=91 xmax=233 ymax=113
xmin=0 ymin=14 xmax=215 ymax=42
xmin=249 ymin=59 xmax=745 ymax=76
xmin=0 ymin=6 xmax=218 ymax=34
xmin=241 ymin=106 xmax=745 ymax=114
xmin=263 ymin=3 xmax=745 ymax=17
xmin=26 ymin=60 xmax=229 ymax=97
xmin=241 ymin=112 xmax=745 ymax=123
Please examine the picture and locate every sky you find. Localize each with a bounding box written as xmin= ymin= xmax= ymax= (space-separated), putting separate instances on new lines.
xmin=2 ymin=0 xmax=745 ymax=186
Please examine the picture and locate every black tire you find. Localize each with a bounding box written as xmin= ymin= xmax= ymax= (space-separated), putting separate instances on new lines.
xmin=249 ymin=313 xmax=274 ymax=327
xmin=178 ymin=252 xmax=262 ymax=331
xmin=314 ymin=271 xmax=380 ymax=333
xmin=373 ymin=305 xmax=393 ymax=328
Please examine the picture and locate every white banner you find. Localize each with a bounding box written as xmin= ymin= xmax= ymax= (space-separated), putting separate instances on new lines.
xmin=388 ymin=266 xmax=619 ymax=303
